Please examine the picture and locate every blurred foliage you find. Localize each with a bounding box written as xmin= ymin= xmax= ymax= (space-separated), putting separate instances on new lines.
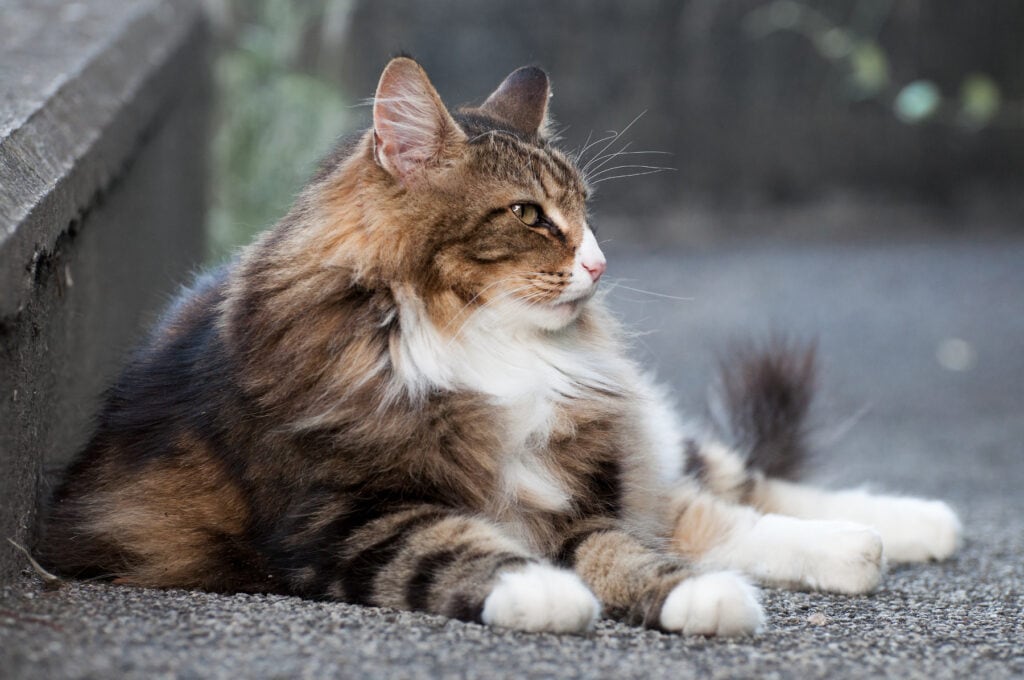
xmin=744 ymin=0 xmax=1021 ymax=130
xmin=893 ymin=80 xmax=940 ymax=124
xmin=207 ymin=0 xmax=353 ymax=260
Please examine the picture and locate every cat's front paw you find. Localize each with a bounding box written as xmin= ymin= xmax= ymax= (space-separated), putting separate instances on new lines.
xmin=481 ymin=563 xmax=600 ymax=633
xmin=659 ymin=572 xmax=764 ymax=636
xmin=873 ymin=498 xmax=962 ymax=563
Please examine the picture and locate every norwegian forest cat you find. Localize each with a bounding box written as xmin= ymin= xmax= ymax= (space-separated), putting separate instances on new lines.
xmin=40 ymin=58 xmax=961 ymax=636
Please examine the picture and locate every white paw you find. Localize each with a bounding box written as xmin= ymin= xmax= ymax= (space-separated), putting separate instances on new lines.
xmin=481 ymin=563 xmax=600 ymax=633
xmin=659 ymin=572 xmax=764 ymax=636
xmin=871 ymin=498 xmax=962 ymax=563
xmin=794 ymin=519 xmax=885 ymax=594
xmin=707 ymin=514 xmax=884 ymax=595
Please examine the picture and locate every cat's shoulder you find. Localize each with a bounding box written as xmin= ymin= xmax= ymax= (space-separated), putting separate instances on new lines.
xmin=145 ymin=264 xmax=231 ymax=350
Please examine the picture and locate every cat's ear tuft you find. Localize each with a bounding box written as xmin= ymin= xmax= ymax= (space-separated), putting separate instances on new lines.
xmin=481 ymin=66 xmax=551 ymax=136
xmin=372 ymin=57 xmax=465 ymax=183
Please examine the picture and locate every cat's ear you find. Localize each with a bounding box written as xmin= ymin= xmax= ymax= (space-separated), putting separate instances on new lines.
xmin=480 ymin=66 xmax=551 ymax=136
xmin=372 ymin=57 xmax=466 ymax=183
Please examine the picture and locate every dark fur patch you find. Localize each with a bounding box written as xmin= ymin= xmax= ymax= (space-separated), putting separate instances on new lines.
xmin=406 ymin=549 xmax=461 ymax=611
xmin=576 ymin=458 xmax=622 ymax=518
xmin=711 ymin=340 xmax=817 ymax=480
xmin=446 ymin=593 xmax=484 ymax=624
xmin=682 ymin=439 xmax=708 ymax=483
xmin=553 ymin=526 xmax=613 ymax=567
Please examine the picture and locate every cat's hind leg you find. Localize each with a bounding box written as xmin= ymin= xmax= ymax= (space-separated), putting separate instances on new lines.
xmin=750 ymin=479 xmax=962 ymax=563
xmin=555 ymin=519 xmax=764 ymax=636
xmin=683 ymin=438 xmax=961 ymax=564
xmin=667 ymin=479 xmax=884 ymax=594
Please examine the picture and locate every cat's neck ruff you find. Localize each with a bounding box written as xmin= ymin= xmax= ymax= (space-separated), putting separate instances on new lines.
xmin=391 ymin=288 xmax=625 ymax=403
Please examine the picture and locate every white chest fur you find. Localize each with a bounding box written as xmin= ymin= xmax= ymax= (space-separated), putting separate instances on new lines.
xmin=495 ymin=393 xmax=571 ymax=512
xmin=392 ymin=295 xmax=628 ymax=511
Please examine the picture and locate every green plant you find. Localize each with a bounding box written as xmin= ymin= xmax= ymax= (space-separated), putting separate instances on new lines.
xmin=207 ymin=0 xmax=352 ymax=260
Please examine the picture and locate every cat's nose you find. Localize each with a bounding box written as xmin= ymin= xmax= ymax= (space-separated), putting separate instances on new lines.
xmin=582 ymin=257 xmax=606 ymax=282
xmin=578 ymin=226 xmax=606 ymax=282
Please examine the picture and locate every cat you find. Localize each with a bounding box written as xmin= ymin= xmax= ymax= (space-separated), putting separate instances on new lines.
xmin=39 ymin=57 xmax=962 ymax=636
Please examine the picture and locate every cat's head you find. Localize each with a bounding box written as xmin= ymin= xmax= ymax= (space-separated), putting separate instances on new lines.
xmin=313 ymin=57 xmax=605 ymax=334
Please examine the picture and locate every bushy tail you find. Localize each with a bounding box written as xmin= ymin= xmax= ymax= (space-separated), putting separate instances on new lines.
xmin=708 ymin=340 xmax=817 ymax=481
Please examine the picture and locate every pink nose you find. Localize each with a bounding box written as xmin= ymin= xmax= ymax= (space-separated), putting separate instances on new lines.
xmin=582 ymin=258 xmax=606 ymax=282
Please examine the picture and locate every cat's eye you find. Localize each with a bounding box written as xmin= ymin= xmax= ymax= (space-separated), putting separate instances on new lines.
xmin=511 ymin=203 xmax=542 ymax=226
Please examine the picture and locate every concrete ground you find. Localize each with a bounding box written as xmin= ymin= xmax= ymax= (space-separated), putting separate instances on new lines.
xmin=2 ymin=236 xmax=1022 ymax=679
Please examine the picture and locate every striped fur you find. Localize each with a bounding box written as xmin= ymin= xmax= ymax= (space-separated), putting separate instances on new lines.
xmin=40 ymin=58 xmax=960 ymax=636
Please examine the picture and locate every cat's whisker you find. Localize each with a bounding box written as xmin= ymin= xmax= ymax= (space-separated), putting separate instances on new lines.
xmin=603 ymin=279 xmax=694 ymax=302
xmin=817 ymin=403 xmax=873 ymax=449
xmin=440 ymin=277 xmax=529 ymax=335
xmin=445 ymin=283 xmax=539 ymax=345
xmin=581 ymin=136 xmax=622 ymax=175
xmin=584 ymin=148 xmax=673 ymax=178
xmin=446 ymin=290 xmax=530 ymax=345
xmin=591 ymin=168 xmax=674 ymax=184
xmin=581 ymin=131 xmax=629 ymax=173
xmin=585 ymin=141 xmax=634 ymax=175
xmin=576 ymin=131 xmax=619 ymax=167
xmin=587 ymin=163 xmax=677 ymax=180
xmin=581 ymin=111 xmax=647 ymax=174
xmin=589 ymin=149 xmax=673 ymax=164
xmin=572 ymin=130 xmax=596 ymax=164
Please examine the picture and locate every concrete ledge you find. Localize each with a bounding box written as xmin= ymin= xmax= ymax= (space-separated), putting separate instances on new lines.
xmin=0 ymin=0 xmax=204 ymax=317
xmin=0 ymin=0 xmax=209 ymax=582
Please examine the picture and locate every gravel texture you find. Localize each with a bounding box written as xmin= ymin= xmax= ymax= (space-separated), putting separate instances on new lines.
xmin=3 ymin=237 xmax=1022 ymax=679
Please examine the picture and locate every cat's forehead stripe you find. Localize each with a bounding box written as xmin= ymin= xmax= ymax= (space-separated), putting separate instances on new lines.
xmin=530 ymin=147 xmax=579 ymax=190
xmin=533 ymin=152 xmax=588 ymax=209
xmin=479 ymin=131 xmax=584 ymax=197
xmin=544 ymin=149 xmax=579 ymax=186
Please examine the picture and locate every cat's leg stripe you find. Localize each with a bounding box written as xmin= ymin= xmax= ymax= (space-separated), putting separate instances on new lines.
xmin=405 ymin=549 xmax=534 ymax=617
xmin=339 ymin=509 xmax=448 ymax=604
xmin=406 ymin=549 xmax=461 ymax=611
xmin=485 ymin=553 xmax=533 ymax=577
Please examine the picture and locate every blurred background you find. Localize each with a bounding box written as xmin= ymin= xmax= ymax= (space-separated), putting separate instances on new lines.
xmin=204 ymin=0 xmax=1023 ymax=259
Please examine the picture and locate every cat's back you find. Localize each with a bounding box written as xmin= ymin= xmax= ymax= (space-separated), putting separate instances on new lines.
xmin=88 ymin=265 xmax=237 ymax=455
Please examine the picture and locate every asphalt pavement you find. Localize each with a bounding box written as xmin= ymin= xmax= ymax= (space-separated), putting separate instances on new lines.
xmin=2 ymin=236 xmax=1022 ymax=679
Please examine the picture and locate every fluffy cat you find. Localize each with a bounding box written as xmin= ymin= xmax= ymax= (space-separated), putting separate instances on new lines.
xmin=40 ymin=58 xmax=961 ymax=636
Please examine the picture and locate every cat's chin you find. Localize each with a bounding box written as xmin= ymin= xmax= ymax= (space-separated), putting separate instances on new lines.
xmin=529 ymin=297 xmax=588 ymax=332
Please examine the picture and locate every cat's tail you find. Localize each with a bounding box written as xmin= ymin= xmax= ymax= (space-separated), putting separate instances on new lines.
xmin=708 ymin=340 xmax=817 ymax=481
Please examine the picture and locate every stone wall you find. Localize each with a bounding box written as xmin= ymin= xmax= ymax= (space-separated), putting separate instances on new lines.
xmin=0 ymin=0 xmax=209 ymax=583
